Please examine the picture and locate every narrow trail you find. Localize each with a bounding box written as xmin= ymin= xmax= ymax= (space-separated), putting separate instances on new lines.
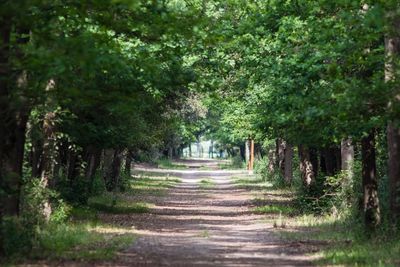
xmin=113 ymin=159 xmax=313 ymax=267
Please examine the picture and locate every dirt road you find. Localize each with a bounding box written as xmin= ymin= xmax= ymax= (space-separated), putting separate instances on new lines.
xmin=111 ymin=159 xmax=313 ymax=267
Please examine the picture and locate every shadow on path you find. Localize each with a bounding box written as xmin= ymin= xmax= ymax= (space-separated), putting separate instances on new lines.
xmin=107 ymin=159 xmax=315 ymax=267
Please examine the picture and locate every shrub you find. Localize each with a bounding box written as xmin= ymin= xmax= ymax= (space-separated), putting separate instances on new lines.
xmin=231 ymin=155 xmax=244 ymax=169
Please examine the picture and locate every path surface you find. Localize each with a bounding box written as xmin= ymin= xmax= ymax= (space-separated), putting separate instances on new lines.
xmin=114 ymin=159 xmax=313 ymax=267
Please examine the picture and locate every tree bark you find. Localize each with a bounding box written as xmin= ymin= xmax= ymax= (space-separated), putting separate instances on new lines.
xmin=276 ymin=138 xmax=285 ymax=176
xmin=40 ymin=111 xmax=57 ymax=221
xmin=267 ymin=145 xmax=276 ymax=175
xmin=84 ymin=147 xmax=102 ymax=193
xmin=388 ymin=123 xmax=400 ymax=221
xmin=0 ymin=16 xmax=11 ymax=257
xmin=361 ymin=130 xmax=381 ymax=230
xmin=385 ymin=11 xmax=400 ymax=222
xmin=321 ymin=146 xmax=340 ymax=176
xmin=298 ymin=145 xmax=317 ymax=187
xmin=284 ymin=143 xmax=293 ymax=184
xmin=0 ymin=23 xmax=32 ymax=217
xmin=31 ymin=137 xmax=43 ymax=178
xmin=124 ymin=149 xmax=132 ymax=176
xmin=104 ymin=149 xmax=123 ymax=192
xmin=341 ymin=138 xmax=354 ymax=177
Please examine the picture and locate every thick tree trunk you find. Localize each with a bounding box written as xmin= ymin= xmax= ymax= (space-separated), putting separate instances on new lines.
xmin=284 ymin=143 xmax=293 ymax=184
xmin=341 ymin=138 xmax=354 ymax=177
xmin=40 ymin=111 xmax=57 ymax=221
xmin=124 ymin=149 xmax=132 ymax=176
xmin=31 ymin=137 xmax=43 ymax=178
xmin=0 ymin=24 xmax=30 ymax=254
xmin=385 ymin=11 xmax=400 ymax=222
xmin=319 ymin=149 xmax=327 ymax=174
xmin=168 ymin=147 xmax=173 ymax=159
xmin=298 ymin=145 xmax=317 ymax=187
xmin=267 ymin=145 xmax=276 ymax=175
xmin=276 ymin=138 xmax=285 ymax=176
xmin=0 ymin=17 xmax=11 ymax=257
xmin=388 ymin=124 xmax=400 ymax=221
xmin=361 ymin=131 xmax=381 ymax=230
xmin=84 ymin=147 xmax=102 ymax=193
xmin=110 ymin=149 xmax=123 ymax=191
xmin=67 ymin=150 xmax=77 ymax=181
xmin=321 ymin=146 xmax=340 ymax=176
xmin=188 ymin=144 xmax=192 ymax=157
xmin=104 ymin=149 xmax=123 ymax=192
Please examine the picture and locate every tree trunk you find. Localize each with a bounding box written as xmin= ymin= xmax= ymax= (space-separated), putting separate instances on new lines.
xmin=0 ymin=16 xmax=11 ymax=257
xmin=0 ymin=24 xmax=30 ymax=254
xmin=267 ymin=145 xmax=276 ymax=175
xmin=124 ymin=149 xmax=132 ymax=176
xmin=298 ymin=145 xmax=317 ymax=187
xmin=284 ymin=143 xmax=293 ymax=184
xmin=385 ymin=11 xmax=400 ymax=222
xmin=104 ymin=149 xmax=123 ymax=192
xmin=67 ymin=150 xmax=77 ymax=181
xmin=168 ymin=146 xmax=173 ymax=159
xmin=361 ymin=130 xmax=381 ymax=230
xmin=321 ymin=146 xmax=340 ymax=176
xmin=40 ymin=111 xmax=57 ymax=221
xmin=31 ymin=137 xmax=43 ymax=178
xmin=84 ymin=147 xmax=102 ymax=193
xmin=341 ymin=138 xmax=354 ymax=178
xmin=189 ymin=144 xmax=192 ymax=157
xmin=319 ymin=149 xmax=327 ymax=174
xmin=111 ymin=149 xmax=123 ymax=191
xmin=276 ymin=139 xmax=285 ymax=176
xmin=388 ymin=123 xmax=400 ymax=222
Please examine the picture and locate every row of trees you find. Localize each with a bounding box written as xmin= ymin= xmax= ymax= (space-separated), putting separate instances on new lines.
xmin=1 ymin=0 xmax=400 ymax=257
xmin=200 ymin=0 xmax=400 ymax=230
xmin=0 ymin=0 xmax=211 ymax=255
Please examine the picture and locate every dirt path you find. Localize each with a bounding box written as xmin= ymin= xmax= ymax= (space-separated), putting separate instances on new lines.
xmin=113 ymin=159 xmax=314 ymax=267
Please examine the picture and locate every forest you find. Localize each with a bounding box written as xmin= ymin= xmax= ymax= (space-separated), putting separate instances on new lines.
xmin=1 ymin=0 xmax=400 ymax=266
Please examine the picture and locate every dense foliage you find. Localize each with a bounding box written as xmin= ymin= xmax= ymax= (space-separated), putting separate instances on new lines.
xmin=1 ymin=0 xmax=400 ymax=262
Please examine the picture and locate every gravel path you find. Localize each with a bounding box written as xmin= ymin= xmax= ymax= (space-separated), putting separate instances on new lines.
xmin=111 ymin=159 xmax=314 ymax=267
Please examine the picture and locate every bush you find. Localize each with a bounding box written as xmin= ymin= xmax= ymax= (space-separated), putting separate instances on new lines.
xmin=56 ymin=175 xmax=91 ymax=205
xmin=91 ymin=172 xmax=107 ymax=196
xmin=254 ymin=157 xmax=269 ymax=179
xmin=3 ymin=178 xmax=72 ymax=258
xmin=230 ymin=155 xmax=244 ymax=169
xmin=2 ymin=216 xmax=34 ymax=257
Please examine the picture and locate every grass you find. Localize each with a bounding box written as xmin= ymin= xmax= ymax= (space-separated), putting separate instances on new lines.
xmin=31 ymin=222 xmax=136 ymax=261
xmin=4 ymin=171 xmax=181 ymax=265
xmin=279 ymin=214 xmax=400 ymax=266
xmin=236 ymin=175 xmax=400 ymax=266
xmin=129 ymin=175 xmax=181 ymax=196
xmin=198 ymin=178 xmax=216 ymax=189
xmin=218 ymin=163 xmax=244 ymax=170
xmin=88 ymin=194 xmax=151 ymax=214
xmin=232 ymin=175 xmax=273 ymax=190
xmin=253 ymin=204 xmax=295 ymax=215
xmin=156 ymin=158 xmax=187 ymax=169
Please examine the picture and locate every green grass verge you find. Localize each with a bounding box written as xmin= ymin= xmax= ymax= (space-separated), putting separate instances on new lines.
xmin=280 ymin=215 xmax=400 ymax=266
xmin=232 ymin=176 xmax=273 ymax=190
xmin=88 ymin=194 xmax=151 ymax=214
xmin=253 ymin=204 xmax=294 ymax=215
xmin=156 ymin=158 xmax=187 ymax=169
xmin=129 ymin=176 xmax=181 ymax=196
xmin=198 ymin=178 xmax=216 ymax=189
xmin=32 ymin=222 xmax=136 ymax=261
